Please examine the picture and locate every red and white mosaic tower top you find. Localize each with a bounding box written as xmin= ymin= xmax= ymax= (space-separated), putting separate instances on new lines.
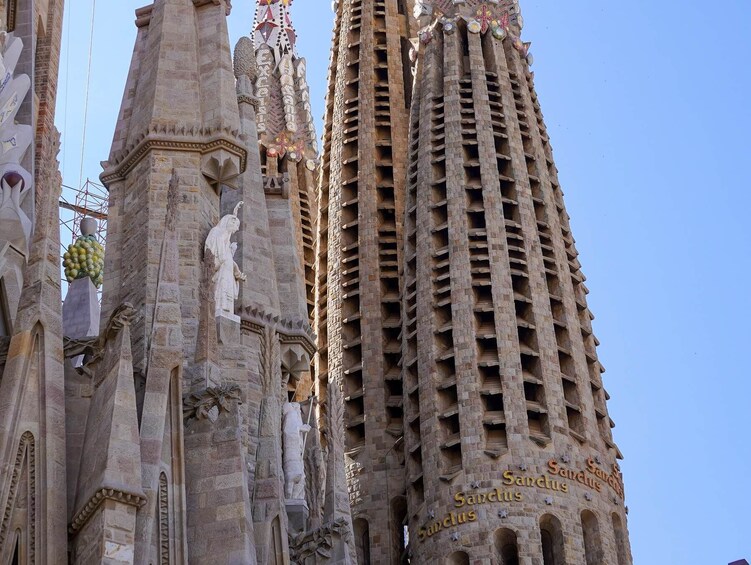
xmin=253 ymin=0 xmax=298 ymax=58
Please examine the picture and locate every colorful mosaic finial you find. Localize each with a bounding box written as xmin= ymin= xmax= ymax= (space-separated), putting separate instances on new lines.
xmin=413 ymin=0 xmax=533 ymax=64
xmin=253 ymin=0 xmax=297 ymax=57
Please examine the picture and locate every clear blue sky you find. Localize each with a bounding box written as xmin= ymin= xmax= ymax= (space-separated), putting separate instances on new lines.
xmin=56 ymin=1 xmax=751 ymax=563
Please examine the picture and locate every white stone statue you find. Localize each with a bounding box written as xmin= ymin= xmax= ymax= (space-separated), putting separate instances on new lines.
xmin=204 ymin=202 xmax=246 ymax=320
xmin=282 ymin=401 xmax=311 ymax=501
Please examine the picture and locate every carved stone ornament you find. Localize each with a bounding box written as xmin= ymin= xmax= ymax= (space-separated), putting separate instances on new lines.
xmin=234 ymin=35 xmax=258 ymax=100
xmin=412 ymin=0 xmax=533 ymax=64
xmin=201 ymin=151 xmax=241 ymax=192
xmin=100 ymin=123 xmax=246 ymax=186
xmin=183 ymin=384 xmax=242 ymax=423
xmin=69 ymin=488 xmax=147 ymax=534
xmin=289 ymin=517 xmax=354 ymax=562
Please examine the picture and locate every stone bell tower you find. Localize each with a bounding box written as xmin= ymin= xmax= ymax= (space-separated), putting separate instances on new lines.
xmin=399 ymin=1 xmax=633 ymax=563
xmin=62 ymin=0 xmax=356 ymax=562
xmin=316 ymin=1 xmax=416 ymax=562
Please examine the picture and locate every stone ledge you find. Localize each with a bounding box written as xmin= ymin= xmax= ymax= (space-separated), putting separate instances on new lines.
xmin=69 ymin=487 xmax=147 ymax=534
xmin=241 ymin=306 xmax=316 ymax=356
xmin=101 ymin=125 xmax=247 ymax=185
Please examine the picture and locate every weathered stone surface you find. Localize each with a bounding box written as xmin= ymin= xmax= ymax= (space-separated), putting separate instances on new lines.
xmin=3 ymin=0 xmax=635 ymax=563
xmin=62 ymin=277 xmax=100 ymax=340
xmin=315 ymin=1 xmax=634 ymax=564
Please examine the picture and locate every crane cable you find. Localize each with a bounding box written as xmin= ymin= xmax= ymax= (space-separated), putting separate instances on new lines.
xmin=78 ymin=0 xmax=97 ymax=190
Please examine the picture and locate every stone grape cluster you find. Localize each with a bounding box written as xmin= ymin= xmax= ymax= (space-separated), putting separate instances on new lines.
xmin=63 ymin=235 xmax=105 ymax=288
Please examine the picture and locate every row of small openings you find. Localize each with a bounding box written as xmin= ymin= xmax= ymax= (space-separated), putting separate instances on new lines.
xmin=403 ymin=101 xmax=423 ymax=511
xmin=295 ymin=159 xmax=317 ymax=323
xmin=428 ymin=91 xmax=461 ymax=477
xmin=524 ymin=65 xmax=618 ymax=453
xmin=343 ymin=0 xmax=362 ymax=106
xmin=341 ymin=159 xmax=364 ymax=453
xmin=510 ymin=63 xmax=589 ymax=444
xmin=371 ymin=0 xmax=404 ymax=445
xmin=524 ymin=70 xmax=585 ymax=442
xmin=341 ymin=15 xmax=365 ymax=454
xmin=461 ymin=74 xmax=509 ymax=458
xmin=341 ymin=1 xmax=361 ymax=161
xmin=443 ymin=511 xmax=627 ymax=565
xmin=317 ymin=0 xmax=346 ymax=433
xmin=484 ymin=69 xmax=514 ymax=457
xmin=348 ymin=0 xmax=363 ymax=34
xmin=488 ymin=68 xmax=550 ymax=447
xmin=373 ymin=0 xmax=387 ymax=32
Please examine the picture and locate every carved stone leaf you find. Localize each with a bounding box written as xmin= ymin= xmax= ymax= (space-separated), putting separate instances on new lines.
xmin=326 ymin=381 xmax=345 ymax=452
xmin=183 ymin=384 xmax=242 ymax=423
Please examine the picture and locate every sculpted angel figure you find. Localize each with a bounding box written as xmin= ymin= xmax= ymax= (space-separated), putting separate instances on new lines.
xmin=204 ymin=202 xmax=247 ymax=318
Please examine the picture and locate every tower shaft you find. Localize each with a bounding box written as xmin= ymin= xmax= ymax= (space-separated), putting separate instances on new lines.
xmin=317 ymin=0 xmax=414 ymax=562
xmin=399 ymin=2 xmax=632 ymax=563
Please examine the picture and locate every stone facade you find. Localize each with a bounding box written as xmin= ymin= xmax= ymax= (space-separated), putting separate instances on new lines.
xmin=0 ymin=0 xmax=634 ymax=563
xmin=0 ymin=0 xmax=356 ymax=563
xmin=317 ymin=0 xmax=635 ymax=564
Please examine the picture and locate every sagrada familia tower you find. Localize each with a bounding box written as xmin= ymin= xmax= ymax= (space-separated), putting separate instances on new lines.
xmin=0 ymin=0 xmax=634 ymax=563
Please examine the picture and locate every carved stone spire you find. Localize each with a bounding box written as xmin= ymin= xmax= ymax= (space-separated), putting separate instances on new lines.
xmin=250 ymin=0 xmax=316 ymax=163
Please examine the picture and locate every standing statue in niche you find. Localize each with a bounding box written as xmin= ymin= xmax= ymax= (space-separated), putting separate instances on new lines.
xmin=283 ymin=401 xmax=311 ymax=501
xmin=204 ymin=202 xmax=246 ymax=320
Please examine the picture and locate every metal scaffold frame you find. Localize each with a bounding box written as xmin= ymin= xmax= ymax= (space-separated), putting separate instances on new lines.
xmin=59 ymin=178 xmax=108 ymax=297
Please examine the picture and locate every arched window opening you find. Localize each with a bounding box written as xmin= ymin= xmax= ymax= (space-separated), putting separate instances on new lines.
xmin=446 ymin=550 xmax=470 ymax=565
xmin=354 ymin=518 xmax=371 ymax=565
xmin=495 ymin=527 xmax=520 ymax=565
xmin=581 ymin=510 xmax=603 ymax=565
xmin=612 ymin=513 xmax=629 ymax=565
xmin=540 ymin=514 xmax=566 ymax=565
